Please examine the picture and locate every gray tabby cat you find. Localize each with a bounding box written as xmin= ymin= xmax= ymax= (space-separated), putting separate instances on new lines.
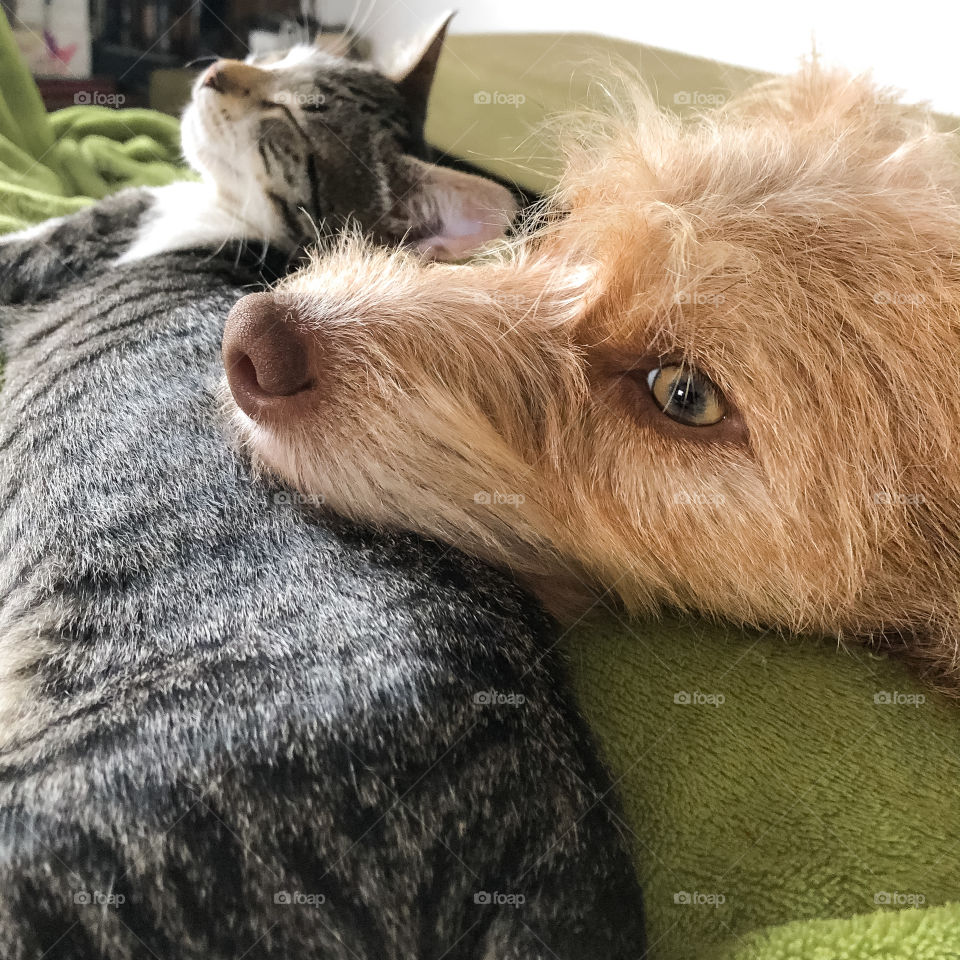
xmin=0 ymin=21 xmax=645 ymax=960
xmin=0 ymin=16 xmax=515 ymax=272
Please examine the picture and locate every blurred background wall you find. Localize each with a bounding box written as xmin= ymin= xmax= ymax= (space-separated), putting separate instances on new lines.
xmin=323 ymin=0 xmax=960 ymax=115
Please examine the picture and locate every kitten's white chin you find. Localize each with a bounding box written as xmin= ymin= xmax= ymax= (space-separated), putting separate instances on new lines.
xmin=115 ymin=100 xmax=286 ymax=264
xmin=179 ymin=102 xmax=205 ymax=176
xmin=180 ymin=100 xmax=233 ymax=186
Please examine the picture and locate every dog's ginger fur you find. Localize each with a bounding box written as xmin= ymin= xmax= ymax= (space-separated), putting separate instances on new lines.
xmin=229 ymin=67 xmax=960 ymax=688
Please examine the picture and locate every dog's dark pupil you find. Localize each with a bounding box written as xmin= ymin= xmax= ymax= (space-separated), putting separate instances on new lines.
xmin=669 ymin=375 xmax=704 ymax=412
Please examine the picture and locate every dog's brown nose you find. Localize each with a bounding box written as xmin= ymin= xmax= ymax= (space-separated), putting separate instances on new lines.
xmin=223 ymin=292 xmax=315 ymax=422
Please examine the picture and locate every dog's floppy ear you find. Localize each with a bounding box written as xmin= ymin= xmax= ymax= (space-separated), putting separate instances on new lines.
xmin=389 ymin=12 xmax=454 ymax=126
xmin=397 ymin=157 xmax=517 ymax=260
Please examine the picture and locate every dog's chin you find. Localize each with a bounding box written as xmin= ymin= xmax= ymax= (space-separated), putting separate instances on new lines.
xmin=229 ymin=405 xmax=394 ymax=524
xmin=226 ymin=404 xmax=326 ymax=496
xmin=227 ymin=403 xmax=282 ymax=468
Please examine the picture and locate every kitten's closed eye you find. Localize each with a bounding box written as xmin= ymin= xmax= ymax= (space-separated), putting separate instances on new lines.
xmin=258 ymin=95 xmax=324 ymax=114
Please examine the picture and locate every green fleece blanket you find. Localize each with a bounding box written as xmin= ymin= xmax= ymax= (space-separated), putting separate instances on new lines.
xmin=2 ymin=13 xmax=959 ymax=958
xmin=566 ymin=617 xmax=960 ymax=959
xmin=0 ymin=12 xmax=187 ymax=233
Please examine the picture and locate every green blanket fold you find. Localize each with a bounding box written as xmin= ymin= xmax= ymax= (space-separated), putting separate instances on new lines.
xmin=0 ymin=10 xmax=188 ymax=233
xmin=724 ymin=903 xmax=960 ymax=960
xmin=566 ymin=615 xmax=960 ymax=959
xmin=2 ymin=11 xmax=960 ymax=958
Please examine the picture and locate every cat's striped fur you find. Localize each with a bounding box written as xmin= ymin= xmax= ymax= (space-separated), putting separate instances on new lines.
xmin=0 ymin=199 xmax=645 ymax=958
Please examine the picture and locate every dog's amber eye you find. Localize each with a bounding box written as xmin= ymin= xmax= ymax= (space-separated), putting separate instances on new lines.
xmin=647 ymin=364 xmax=726 ymax=426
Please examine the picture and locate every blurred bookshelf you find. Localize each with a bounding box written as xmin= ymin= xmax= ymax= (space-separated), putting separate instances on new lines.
xmin=91 ymin=0 xmax=228 ymax=104
xmin=5 ymin=0 xmax=357 ymax=113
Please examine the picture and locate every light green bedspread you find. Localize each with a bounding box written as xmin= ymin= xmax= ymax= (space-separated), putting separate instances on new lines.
xmin=2 ymin=11 xmax=959 ymax=958
xmin=0 ymin=11 xmax=187 ymax=232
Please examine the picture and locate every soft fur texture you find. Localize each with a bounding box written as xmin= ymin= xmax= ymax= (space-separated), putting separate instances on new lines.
xmin=224 ymin=67 xmax=960 ymax=689
xmin=0 ymin=193 xmax=644 ymax=957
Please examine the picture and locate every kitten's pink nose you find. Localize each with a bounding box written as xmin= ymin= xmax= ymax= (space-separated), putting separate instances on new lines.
xmin=223 ymin=293 xmax=317 ymax=422
xmin=200 ymin=59 xmax=266 ymax=98
xmin=201 ymin=62 xmax=224 ymax=92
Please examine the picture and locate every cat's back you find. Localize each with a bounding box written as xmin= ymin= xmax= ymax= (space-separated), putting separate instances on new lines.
xmin=0 ymin=189 xmax=155 ymax=306
xmin=0 ymin=241 xmax=645 ymax=960
xmin=0 ymin=236 xmax=556 ymax=822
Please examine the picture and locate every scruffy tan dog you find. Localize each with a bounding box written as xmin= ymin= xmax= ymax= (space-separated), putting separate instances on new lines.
xmin=222 ymin=67 xmax=960 ymax=688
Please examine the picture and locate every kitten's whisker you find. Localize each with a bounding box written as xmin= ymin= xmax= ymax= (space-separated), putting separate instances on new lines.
xmin=345 ymin=0 xmax=376 ymax=49
xmin=185 ymin=55 xmax=218 ymax=70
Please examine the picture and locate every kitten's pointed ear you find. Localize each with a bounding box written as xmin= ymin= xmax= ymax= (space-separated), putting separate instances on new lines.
xmin=399 ymin=157 xmax=517 ymax=261
xmin=390 ymin=12 xmax=454 ymax=117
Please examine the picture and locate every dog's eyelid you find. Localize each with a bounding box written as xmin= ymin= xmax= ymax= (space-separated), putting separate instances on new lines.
xmin=615 ymin=351 xmax=685 ymax=377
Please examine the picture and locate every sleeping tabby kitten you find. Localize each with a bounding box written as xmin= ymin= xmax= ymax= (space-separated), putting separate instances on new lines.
xmin=0 ymin=15 xmax=515 ymax=280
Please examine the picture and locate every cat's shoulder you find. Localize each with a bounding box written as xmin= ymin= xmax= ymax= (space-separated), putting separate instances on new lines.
xmin=0 ymin=188 xmax=156 ymax=306
xmin=117 ymin=180 xmax=281 ymax=265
